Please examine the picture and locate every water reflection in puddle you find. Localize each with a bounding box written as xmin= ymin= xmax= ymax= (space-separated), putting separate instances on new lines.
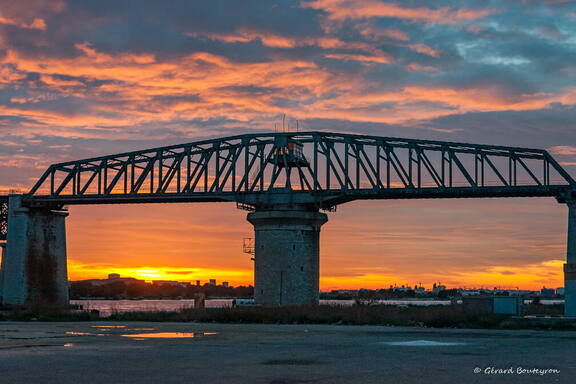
xmin=65 ymin=332 xmax=105 ymax=337
xmin=381 ymin=340 xmax=466 ymax=346
xmin=122 ymin=332 xmax=217 ymax=339
xmin=127 ymin=328 xmax=155 ymax=331
xmin=63 ymin=343 xmax=75 ymax=347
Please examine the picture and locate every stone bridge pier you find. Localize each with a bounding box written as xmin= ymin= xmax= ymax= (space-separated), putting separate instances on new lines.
xmin=1 ymin=195 xmax=69 ymax=309
xmin=247 ymin=207 xmax=328 ymax=306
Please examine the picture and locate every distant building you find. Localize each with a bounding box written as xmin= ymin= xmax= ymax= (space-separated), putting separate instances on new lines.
xmin=332 ymin=289 xmax=359 ymax=296
xmin=506 ymin=290 xmax=534 ymax=296
xmin=209 ymin=279 xmax=216 ymax=286
xmin=432 ymin=285 xmax=446 ymax=294
xmin=391 ymin=285 xmax=412 ymax=292
xmin=152 ymin=280 xmax=191 ymax=288
xmin=222 ymin=281 xmax=229 ymax=288
xmin=196 ymin=280 xmax=201 ymax=286
xmin=460 ymin=289 xmax=481 ymax=296
xmin=556 ymin=287 xmax=565 ymax=295
xmin=73 ymin=274 xmax=144 ymax=287
xmin=540 ymin=287 xmax=555 ymax=296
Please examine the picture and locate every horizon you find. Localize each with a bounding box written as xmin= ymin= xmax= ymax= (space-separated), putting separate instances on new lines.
xmin=69 ymin=271 xmax=564 ymax=292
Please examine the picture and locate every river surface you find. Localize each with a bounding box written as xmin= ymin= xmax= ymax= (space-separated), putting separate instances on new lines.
xmin=71 ymin=298 xmax=563 ymax=317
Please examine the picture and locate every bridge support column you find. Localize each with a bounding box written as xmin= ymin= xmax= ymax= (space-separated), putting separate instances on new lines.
xmin=565 ymin=201 xmax=576 ymax=317
xmin=247 ymin=208 xmax=328 ymax=306
xmin=0 ymin=242 xmax=6 ymax=303
xmin=2 ymin=195 xmax=69 ymax=309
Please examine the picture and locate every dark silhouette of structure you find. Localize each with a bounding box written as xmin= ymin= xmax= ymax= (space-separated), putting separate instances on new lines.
xmin=0 ymin=131 xmax=574 ymax=314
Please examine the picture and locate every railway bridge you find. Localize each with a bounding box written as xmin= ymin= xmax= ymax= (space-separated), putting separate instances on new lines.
xmin=0 ymin=131 xmax=575 ymax=315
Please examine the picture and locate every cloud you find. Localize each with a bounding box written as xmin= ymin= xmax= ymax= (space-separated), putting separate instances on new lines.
xmin=549 ymin=146 xmax=576 ymax=155
xmin=302 ymin=0 xmax=497 ymax=24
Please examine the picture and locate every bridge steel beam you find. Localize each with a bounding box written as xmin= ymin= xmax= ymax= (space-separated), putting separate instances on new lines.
xmin=1 ymin=195 xmax=68 ymax=309
xmin=22 ymin=131 xmax=576 ymax=209
xmin=248 ymin=207 xmax=328 ymax=306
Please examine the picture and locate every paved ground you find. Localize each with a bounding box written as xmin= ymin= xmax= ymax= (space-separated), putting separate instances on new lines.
xmin=0 ymin=322 xmax=574 ymax=384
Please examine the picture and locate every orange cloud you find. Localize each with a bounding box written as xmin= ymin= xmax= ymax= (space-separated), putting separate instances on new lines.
xmin=190 ymin=28 xmax=378 ymax=52
xmin=357 ymin=25 xmax=410 ymax=41
xmin=447 ymin=260 xmax=564 ymax=290
xmin=324 ymin=53 xmax=392 ymax=64
xmin=0 ymin=46 xmax=346 ymax=136
xmin=303 ymin=0 xmax=497 ymax=24
xmin=405 ymin=63 xmax=438 ymax=72
xmin=297 ymin=85 xmax=576 ymax=124
xmin=549 ymin=146 xmax=576 ymax=156
xmin=0 ymin=14 xmax=47 ymax=30
xmin=408 ymin=43 xmax=440 ymax=57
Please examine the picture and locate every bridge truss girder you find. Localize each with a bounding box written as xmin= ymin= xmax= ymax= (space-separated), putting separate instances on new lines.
xmin=17 ymin=131 xmax=576 ymax=209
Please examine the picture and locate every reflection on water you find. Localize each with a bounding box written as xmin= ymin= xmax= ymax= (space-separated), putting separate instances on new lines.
xmin=72 ymin=298 xmax=564 ymax=317
xmin=71 ymin=299 xmax=449 ymax=317
xmin=91 ymin=325 xmax=126 ymax=328
xmin=126 ymin=328 xmax=155 ymax=331
xmin=73 ymin=299 xmax=198 ymax=317
xmin=121 ymin=332 xmax=217 ymax=338
xmin=65 ymin=331 xmax=102 ymax=336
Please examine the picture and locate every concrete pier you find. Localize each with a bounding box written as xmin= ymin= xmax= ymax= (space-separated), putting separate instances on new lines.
xmin=565 ymin=201 xmax=576 ymax=317
xmin=0 ymin=242 xmax=6 ymax=302
xmin=2 ymin=195 xmax=69 ymax=309
xmin=247 ymin=208 xmax=328 ymax=306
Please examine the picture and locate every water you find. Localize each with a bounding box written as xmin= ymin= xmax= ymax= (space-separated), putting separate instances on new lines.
xmin=121 ymin=332 xmax=217 ymax=338
xmin=71 ymin=298 xmax=563 ymax=317
xmin=72 ymin=299 xmax=237 ymax=317
xmin=71 ymin=298 xmax=451 ymax=317
xmin=320 ymin=299 xmax=453 ymax=306
xmin=381 ymin=340 xmax=467 ymax=347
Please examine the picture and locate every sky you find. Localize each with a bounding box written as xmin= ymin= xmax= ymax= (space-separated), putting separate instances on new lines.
xmin=1 ymin=0 xmax=576 ymax=290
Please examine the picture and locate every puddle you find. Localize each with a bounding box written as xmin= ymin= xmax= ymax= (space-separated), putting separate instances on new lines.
xmin=65 ymin=332 xmax=107 ymax=337
xmin=126 ymin=328 xmax=155 ymax=331
xmin=381 ymin=340 xmax=467 ymax=347
xmin=121 ymin=332 xmax=217 ymax=339
xmin=4 ymin=333 xmax=74 ymax=340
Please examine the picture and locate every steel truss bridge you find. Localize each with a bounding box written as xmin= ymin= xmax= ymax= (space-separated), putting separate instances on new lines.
xmin=1 ymin=131 xmax=575 ymax=239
